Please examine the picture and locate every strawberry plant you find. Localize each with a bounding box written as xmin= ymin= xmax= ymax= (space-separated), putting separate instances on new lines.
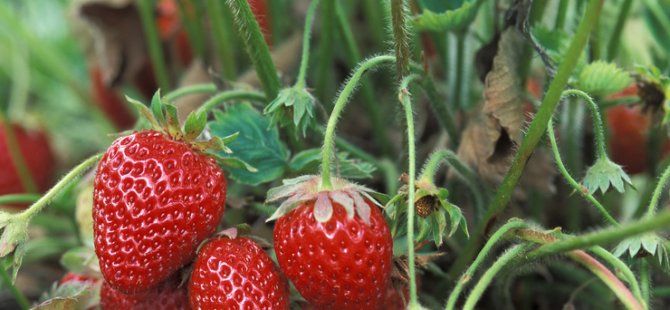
xmin=4 ymin=0 xmax=670 ymax=309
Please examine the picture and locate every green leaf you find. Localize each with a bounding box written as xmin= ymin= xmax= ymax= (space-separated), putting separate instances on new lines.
xmin=412 ymin=0 xmax=481 ymax=32
xmin=576 ymin=61 xmax=632 ymax=96
xmin=289 ymin=149 xmax=376 ymax=179
xmin=208 ymin=103 xmax=288 ymax=185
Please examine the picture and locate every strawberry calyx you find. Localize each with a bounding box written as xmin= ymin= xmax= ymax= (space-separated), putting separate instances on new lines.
xmin=125 ymin=91 xmax=256 ymax=172
xmin=265 ymin=175 xmax=383 ymax=224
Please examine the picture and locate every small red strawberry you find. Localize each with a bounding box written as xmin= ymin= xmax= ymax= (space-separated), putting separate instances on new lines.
xmin=93 ymin=95 xmax=228 ymax=293
xmin=100 ymin=276 xmax=189 ymax=310
xmin=267 ymin=176 xmax=393 ymax=310
xmin=0 ymin=121 xmax=55 ymax=198
xmin=188 ymin=232 xmax=289 ymax=310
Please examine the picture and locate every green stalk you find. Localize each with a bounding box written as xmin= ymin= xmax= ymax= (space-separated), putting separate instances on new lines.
xmin=163 ymin=83 xmax=217 ymax=102
xmin=526 ymin=210 xmax=670 ymax=259
xmin=449 ymin=0 xmax=604 ymax=278
xmin=226 ymin=0 xmax=280 ymax=100
xmin=564 ymin=99 xmax=585 ymax=230
xmin=644 ymin=162 xmax=670 ymax=217
xmin=390 ymin=0 xmax=411 ymax=79
xmin=555 ymin=0 xmax=570 ymax=29
xmin=334 ymin=1 xmax=391 ymax=155
xmin=17 ymin=154 xmax=102 ymax=222
xmin=137 ymin=0 xmax=171 ymax=91
xmin=547 ymin=118 xmax=618 ymax=225
xmin=295 ymin=0 xmax=321 ymax=88
xmin=206 ymin=0 xmax=237 ymax=79
xmin=0 ymin=262 xmax=29 ymax=310
xmin=315 ymin=0 xmax=336 ymax=103
xmin=463 ymin=244 xmax=532 ymax=310
xmin=320 ymin=55 xmax=395 ymax=190
xmin=606 ymin=0 xmax=633 ymax=60
xmin=0 ymin=113 xmax=37 ymax=193
xmin=196 ymin=90 xmax=267 ymax=114
xmin=562 ymin=90 xmax=607 ymax=159
xmin=640 ymin=259 xmax=650 ymax=306
xmin=0 ymin=194 xmax=40 ymax=206
xmin=517 ymin=229 xmax=645 ymax=310
xmin=590 ymin=246 xmax=644 ymax=304
xmin=445 ymin=219 xmax=527 ymax=310
xmin=399 ymin=74 xmax=421 ymax=307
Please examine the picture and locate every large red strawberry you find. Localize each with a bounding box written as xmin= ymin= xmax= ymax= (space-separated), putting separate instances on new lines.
xmin=0 ymin=121 xmax=55 ymax=198
xmin=93 ymin=96 xmax=227 ymax=293
xmin=100 ymin=276 xmax=189 ymax=310
xmin=189 ymin=233 xmax=289 ymax=310
xmin=267 ymin=176 xmax=393 ymax=310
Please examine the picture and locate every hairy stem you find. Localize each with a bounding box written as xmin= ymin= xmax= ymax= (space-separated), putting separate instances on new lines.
xmin=449 ymin=0 xmax=604 ymax=278
xmin=164 ymin=83 xmax=217 ymax=102
xmin=390 ymin=0 xmax=411 ymax=80
xmin=463 ymin=244 xmax=533 ymax=310
xmin=19 ymin=154 xmax=102 ymax=222
xmin=399 ymin=74 xmax=422 ymax=306
xmin=196 ymin=90 xmax=267 ymax=114
xmin=320 ymin=55 xmax=395 ymax=190
xmin=590 ymin=246 xmax=644 ymax=305
xmin=445 ymin=219 xmax=527 ymax=310
xmin=645 ymin=161 xmax=670 ymax=217
xmin=137 ymin=0 xmax=171 ymax=91
xmin=547 ymin=118 xmax=618 ymax=225
xmin=562 ymin=89 xmax=607 ymax=159
xmin=226 ymin=0 xmax=280 ymax=100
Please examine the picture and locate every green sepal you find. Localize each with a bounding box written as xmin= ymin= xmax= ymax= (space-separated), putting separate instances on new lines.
xmin=432 ymin=211 xmax=447 ymax=247
xmin=183 ymin=110 xmax=208 ymax=141
xmin=209 ymin=152 xmax=258 ymax=173
xmin=264 ymin=86 xmax=316 ymax=137
xmin=583 ymin=157 xmax=633 ymax=194
xmin=150 ymin=90 xmax=165 ymax=125
xmin=219 ymin=132 xmax=240 ymax=145
xmin=126 ymin=95 xmax=161 ymax=130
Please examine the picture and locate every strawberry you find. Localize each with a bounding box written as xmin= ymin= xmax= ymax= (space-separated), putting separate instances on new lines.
xmin=0 ymin=121 xmax=55 ymax=198
xmin=90 ymin=65 xmax=137 ymax=130
xmin=93 ymin=95 xmax=229 ymax=293
xmin=100 ymin=276 xmax=189 ymax=310
xmin=188 ymin=234 xmax=290 ymax=310
xmin=267 ymin=176 xmax=393 ymax=310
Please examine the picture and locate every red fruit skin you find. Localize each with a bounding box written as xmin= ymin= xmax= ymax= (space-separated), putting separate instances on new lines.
xmin=90 ymin=66 xmax=137 ymax=130
xmin=380 ymin=285 xmax=409 ymax=310
xmin=0 ymin=122 xmax=54 ymax=197
xmin=189 ymin=236 xmax=290 ymax=310
xmin=606 ymin=105 xmax=651 ymax=175
xmin=93 ymin=130 xmax=226 ymax=293
xmin=100 ymin=278 xmax=189 ymax=310
xmin=274 ymin=200 xmax=393 ymax=310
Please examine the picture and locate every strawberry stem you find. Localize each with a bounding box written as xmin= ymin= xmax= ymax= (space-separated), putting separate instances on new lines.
xmin=295 ymin=0 xmax=321 ymax=88
xmin=19 ymin=153 xmax=102 ymax=222
xmin=445 ymin=219 xmax=527 ymax=310
xmin=547 ymin=118 xmax=619 ymax=225
xmin=0 ymin=194 xmax=40 ymax=206
xmin=399 ymin=73 xmax=421 ymax=306
xmin=320 ymin=55 xmax=395 ymax=190
xmin=196 ymin=90 xmax=267 ymax=114
xmin=644 ymin=161 xmax=670 ymax=218
xmin=164 ymin=83 xmax=217 ymax=102
xmin=561 ymin=89 xmax=608 ymax=159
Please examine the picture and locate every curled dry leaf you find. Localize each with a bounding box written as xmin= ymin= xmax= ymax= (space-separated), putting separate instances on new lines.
xmin=456 ymin=29 xmax=555 ymax=196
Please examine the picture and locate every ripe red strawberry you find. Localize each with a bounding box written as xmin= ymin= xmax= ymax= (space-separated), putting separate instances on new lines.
xmin=189 ymin=234 xmax=289 ymax=310
xmin=100 ymin=276 xmax=189 ymax=310
xmin=93 ymin=129 xmax=226 ymax=293
xmin=268 ymin=176 xmax=393 ymax=310
xmin=0 ymin=122 xmax=55 ymax=198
